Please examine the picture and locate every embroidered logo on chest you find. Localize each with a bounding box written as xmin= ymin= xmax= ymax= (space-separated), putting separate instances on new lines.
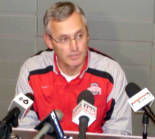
xmin=88 ymin=83 xmax=101 ymax=95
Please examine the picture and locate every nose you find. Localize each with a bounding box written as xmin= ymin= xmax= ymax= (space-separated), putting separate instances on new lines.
xmin=69 ymin=39 xmax=78 ymax=51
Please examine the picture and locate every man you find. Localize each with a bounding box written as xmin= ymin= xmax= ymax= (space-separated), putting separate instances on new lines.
xmin=16 ymin=1 xmax=132 ymax=135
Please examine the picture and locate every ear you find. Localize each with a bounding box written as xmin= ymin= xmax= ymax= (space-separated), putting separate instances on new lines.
xmin=43 ymin=33 xmax=53 ymax=49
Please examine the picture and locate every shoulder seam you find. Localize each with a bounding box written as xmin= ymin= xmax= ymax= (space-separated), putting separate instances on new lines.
xmin=28 ymin=66 xmax=53 ymax=80
xmin=86 ymin=68 xmax=114 ymax=84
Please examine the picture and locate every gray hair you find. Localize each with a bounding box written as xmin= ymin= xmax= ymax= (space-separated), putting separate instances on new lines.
xmin=43 ymin=1 xmax=87 ymax=35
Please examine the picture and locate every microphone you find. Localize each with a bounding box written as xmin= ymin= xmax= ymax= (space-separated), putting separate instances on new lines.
xmin=2 ymin=93 xmax=34 ymax=127
xmin=0 ymin=93 xmax=34 ymax=139
xmin=33 ymin=123 xmax=52 ymax=139
xmin=72 ymin=90 xmax=97 ymax=139
xmin=125 ymin=82 xmax=155 ymax=123
xmin=35 ymin=110 xmax=64 ymax=139
xmin=142 ymin=112 xmax=149 ymax=139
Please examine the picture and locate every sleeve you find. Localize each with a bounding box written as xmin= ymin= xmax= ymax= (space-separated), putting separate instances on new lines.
xmin=15 ymin=61 xmax=40 ymax=128
xmin=16 ymin=61 xmax=33 ymax=95
xmin=102 ymin=63 xmax=132 ymax=135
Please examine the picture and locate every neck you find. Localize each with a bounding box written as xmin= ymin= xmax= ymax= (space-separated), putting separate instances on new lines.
xmin=58 ymin=63 xmax=82 ymax=76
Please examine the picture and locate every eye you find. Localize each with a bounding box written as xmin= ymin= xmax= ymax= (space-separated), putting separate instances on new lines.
xmin=75 ymin=32 xmax=84 ymax=40
xmin=59 ymin=36 xmax=69 ymax=43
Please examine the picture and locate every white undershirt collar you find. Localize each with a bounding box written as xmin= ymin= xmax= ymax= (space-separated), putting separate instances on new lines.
xmin=56 ymin=57 xmax=79 ymax=82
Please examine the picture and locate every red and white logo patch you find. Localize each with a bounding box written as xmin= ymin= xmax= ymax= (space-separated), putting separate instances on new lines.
xmin=88 ymin=83 xmax=101 ymax=95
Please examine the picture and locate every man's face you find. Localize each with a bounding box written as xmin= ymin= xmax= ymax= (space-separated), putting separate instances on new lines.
xmin=49 ymin=12 xmax=89 ymax=70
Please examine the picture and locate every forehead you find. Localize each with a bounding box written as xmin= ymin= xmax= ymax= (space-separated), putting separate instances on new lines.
xmin=50 ymin=12 xmax=85 ymax=35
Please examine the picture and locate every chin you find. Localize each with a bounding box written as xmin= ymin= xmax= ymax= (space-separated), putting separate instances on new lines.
xmin=67 ymin=57 xmax=85 ymax=67
xmin=69 ymin=62 xmax=83 ymax=68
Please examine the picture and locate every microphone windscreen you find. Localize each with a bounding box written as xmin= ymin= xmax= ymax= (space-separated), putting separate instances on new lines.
xmin=25 ymin=93 xmax=34 ymax=111
xmin=125 ymin=82 xmax=141 ymax=98
xmin=77 ymin=90 xmax=94 ymax=105
xmin=25 ymin=93 xmax=34 ymax=100
xmin=55 ymin=110 xmax=63 ymax=121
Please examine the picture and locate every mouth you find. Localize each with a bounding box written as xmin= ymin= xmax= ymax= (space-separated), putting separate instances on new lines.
xmin=69 ymin=53 xmax=81 ymax=60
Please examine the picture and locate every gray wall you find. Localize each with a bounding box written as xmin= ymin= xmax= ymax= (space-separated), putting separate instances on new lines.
xmin=0 ymin=0 xmax=155 ymax=136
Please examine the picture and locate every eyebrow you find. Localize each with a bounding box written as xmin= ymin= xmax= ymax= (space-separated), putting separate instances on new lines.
xmin=58 ymin=28 xmax=84 ymax=38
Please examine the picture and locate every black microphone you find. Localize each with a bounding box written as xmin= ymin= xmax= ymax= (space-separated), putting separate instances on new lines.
xmin=35 ymin=110 xmax=64 ymax=139
xmin=2 ymin=93 xmax=34 ymax=127
xmin=72 ymin=90 xmax=97 ymax=139
xmin=125 ymin=82 xmax=155 ymax=123
xmin=0 ymin=93 xmax=34 ymax=139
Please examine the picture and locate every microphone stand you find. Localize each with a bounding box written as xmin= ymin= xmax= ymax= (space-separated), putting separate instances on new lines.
xmin=142 ymin=112 xmax=149 ymax=139
xmin=78 ymin=116 xmax=89 ymax=139
xmin=0 ymin=108 xmax=19 ymax=139
xmin=0 ymin=121 xmax=12 ymax=139
xmin=0 ymin=121 xmax=7 ymax=138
